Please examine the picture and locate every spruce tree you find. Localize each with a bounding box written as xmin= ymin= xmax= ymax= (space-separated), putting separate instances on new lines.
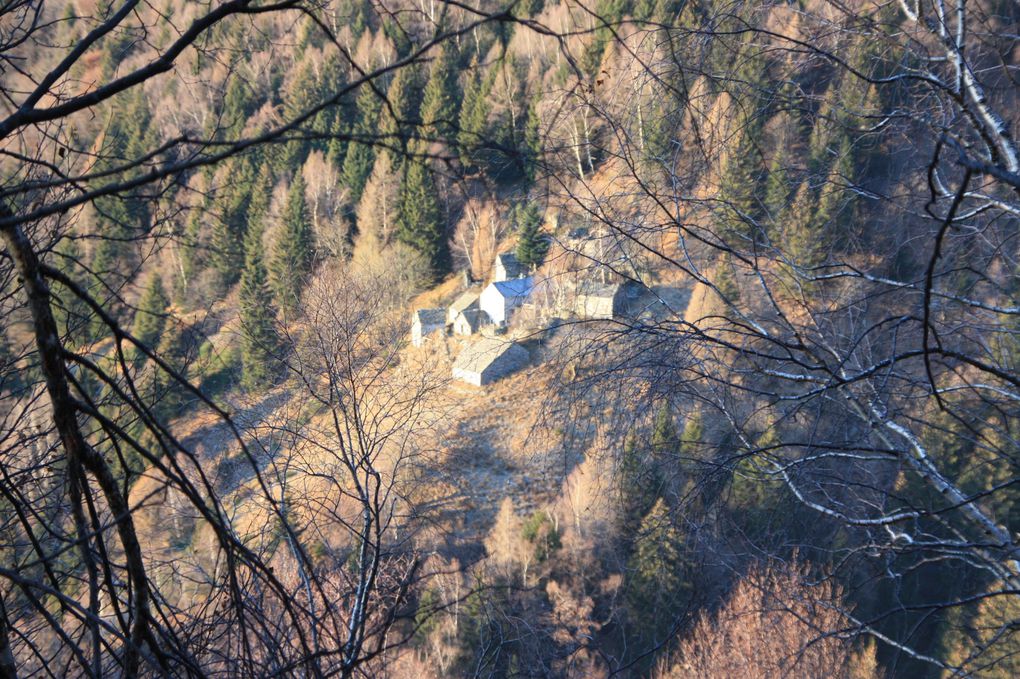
xmin=651 ymin=402 xmax=679 ymax=465
xmin=281 ymin=62 xmax=319 ymax=167
xmin=270 ymin=175 xmax=316 ymax=313
xmin=420 ymin=45 xmax=461 ymax=140
xmin=396 ymin=140 xmax=448 ymax=280
xmin=378 ymin=65 xmax=423 ymax=167
xmin=212 ymin=152 xmax=260 ymax=285
xmin=458 ymin=62 xmax=496 ymax=171
xmin=784 ymin=180 xmax=822 ymax=268
xmin=764 ymin=151 xmax=792 ymax=223
xmin=522 ymin=95 xmax=543 ymax=183
xmin=131 ymin=275 xmax=169 ymax=351
xmin=240 ymin=218 xmax=282 ymax=389
xmin=679 ymin=409 xmax=704 ymax=463
xmin=716 ymin=118 xmax=764 ymax=243
xmin=513 ymin=202 xmax=548 ymax=270
xmin=617 ymin=435 xmax=659 ymax=538
xmin=0 ymin=332 xmax=24 ymax=396
xmin=343 ymin=88 xmax=382 ymax=204
xmin=149 ymin=320 xmax=194 ymax=423
xmin=53 ymin=236 xmax=96 ymax=347
xmin=627 ymin=498 xmax=689 ymax=649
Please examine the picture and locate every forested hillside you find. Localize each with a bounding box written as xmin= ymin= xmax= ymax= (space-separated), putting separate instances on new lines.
xmin=1 ymin=0 xmax=1018 ymax=676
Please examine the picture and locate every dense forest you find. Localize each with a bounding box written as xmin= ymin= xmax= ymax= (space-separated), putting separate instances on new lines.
xmin=1 ymin=0 xmax=1018 ymax=676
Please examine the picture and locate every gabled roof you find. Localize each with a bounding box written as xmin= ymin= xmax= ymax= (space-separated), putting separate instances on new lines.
xmin=456 ymin=308 xmax=490 ymax=331
xmin=495 ymin=252 xmax=523 ymax=277
xmin=577 ymin=283 xmax=625 ymax=299
xmin=453 ymin=337 xmax=529 ymax=374
xmin=488 ymin=276 xmax=534 ymax=300
xmin=413 ymin=308 xmax=446 ymax=326
xmin=449 ymin=289 xmax=481 ymax=315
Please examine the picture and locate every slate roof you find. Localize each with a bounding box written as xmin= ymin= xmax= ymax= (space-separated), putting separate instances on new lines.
xmin=413 ymin=308 xmax=446 ymax=326
xmin=452 ymin=337 xmax=529 ymax=375
xmin=449 ymin=289 xmax=481 ymax=316
xmin=456 ymin=308 xmax=491 ymax=332
xmin=495 ymin=252 xmax=524 ymax=279
xmin=489 ymin=277 xmax=535 ymax=300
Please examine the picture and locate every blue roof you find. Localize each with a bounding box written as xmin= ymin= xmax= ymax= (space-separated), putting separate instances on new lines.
xmin=491 ymin=276 xmax=534 ymax=298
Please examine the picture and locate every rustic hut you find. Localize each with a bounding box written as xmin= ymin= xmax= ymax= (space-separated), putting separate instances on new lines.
xmin=447 ymin=289 xmax=481 ymax=325
xmin=480 ymin=277 xmax=534 ymax=325
xmin=410 ymin=308 xmax=446 ymax=347
xmin=452 ymin=337 xmax=530 ymax=386
xmin=452 ymin=308 xmax=491 ymax=336
xmin=574 ymin=283 xmax=632 ymax=320
xmin=493 ymin=252 xmax=524 ymax=281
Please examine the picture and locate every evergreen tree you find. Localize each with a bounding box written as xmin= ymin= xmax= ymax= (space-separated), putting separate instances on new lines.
xmin=784 ymin=180 xmax=823 ymax=268
xmin=131 ymin=275 xmax=169 ymax=350
xmin=396 ymin=140 xmax=448 ymax=280
xmin=513 ymin=202 xmax=548 ymax=270
xmin=627 ymin=498 xmax=689 ymax=651
xmin=270 ymin=175 xmax=316 ymax=313
xmin=247 ymin=162 xmax=275 ymax=228
xmin=708 ymin=255 xmax=741 ymax=321
xmin=420 ymin=45 xmax=461 ymax=140
xmin=281 ymin=61 xmax=319 ymax=167
xmin=0 ymin=332 xmax=23 ymax=396
xmin=942 ymin=590 xmax=1020 ymax=678
xmin=149 ymin=320 xmax=195 ymax=423
xmin=617 ymin=435 xmax=657 ymax=538
xmin=764 ymin=150 xmax=792 ymax=224
xmin=343 ymin=88 xmax=381 ymax=204
xmin=680 ymin=409 xmax=704 ymax=463
xmin=240 ymin=218 xmax=282 ymax=389
xmin=221 ymin=74 xmax=256 ymax=134
xmin=716 ymin=118 xmax=765 ymax=243
xmin=212 ymin=152 xmax=261 ymax=285
xmin=522 ymin=95 xmax=543 ymax=183
xmin=52 ymin=236 xmax=96 ymax=347
xmin=458 ymin=62 xmax=496 ymax=171
xmin=651 ymin=402 xmax=679 ymax=464
xmin=378 ymin=65 xmax=423 ymax=167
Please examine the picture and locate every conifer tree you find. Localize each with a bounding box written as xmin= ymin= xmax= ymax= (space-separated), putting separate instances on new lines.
xmin=764 ymin=150 xmax=792 ymax=223
xmin=270 ymin=175 xmax=316 ymax=313
xmin=343 ymin=88 xmax=381 ymax=204
xmin=148 ymin=320 xmax=194 ymax=423
xmin=784 ymin=180 xmax=823 ymax=268
xmin=281 ymin=61 xmax=319 ymax=168
xmin=240 ymin=217 xmax=282 ymax=389
xmin=708 ymin=255 xmax=741 ymax=321
xmin=652 ymin=402 xmax=679 ymax=464
xmin=0 ymin=332 xmax=23 ymax=396
xmin=627 ymin=498 xmax=689 ymax=648
xmin=513 ymin=202 xmax=548 ymax=270
xmin=247 ymin=162 xmax=275 ymax=227
xmin=680 ymin=409 xmax=704 ymax=463
xmin=458 ymin=63 xmax=496 ymax=171
xmin=617 ymin=435 xmax=658 ymax=538
xmin=221 ymin=74 xmax=256 ymax=134
xmin=420 ymin=45 xmax=461 ymax=139
xmin=53 ymin=236 xmax=96 ymax=347
xmin=378 ymin=65 xmax=422 ymax=167
xmin=212 ymin=152 xmax=260 ymax=285
xmin=131 ymin=275 xmax=169 ymax=351
xmin=716 ymin=119 xmax=764 ymax=242
xmin=396 ymin=140 xmax=448 ymax=280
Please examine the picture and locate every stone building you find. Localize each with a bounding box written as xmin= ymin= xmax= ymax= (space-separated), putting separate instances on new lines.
xmin=452 ymin=337 xmax=530 ymax=386
xmin=410 ymin=308 xmax=446 ymax=347
xmin=480 ymin=277 xmax=534 ymax=326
